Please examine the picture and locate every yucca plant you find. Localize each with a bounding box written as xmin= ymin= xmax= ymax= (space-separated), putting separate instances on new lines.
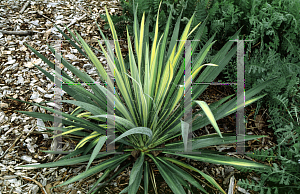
xmin=9 ymin=2 xmax=275 ymax=194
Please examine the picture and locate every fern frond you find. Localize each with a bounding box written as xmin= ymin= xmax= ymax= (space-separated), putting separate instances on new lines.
xmin=275 ymin=122 xmax=298 ymax=147
xmin=246 ymin=148 xmax=277 ymax=162
xmin=290 ymin=105 xmax=299 ymax=125
xmin=153 ymin=0 xmax=160 ymax=14
xmin=210 ymin=19 xmax=224 ymax=34
xmin=283 ymin=72 xmax=298 ymax=97
xmin=237 ymin=179 xmax=274 ymax=193
xmin=274 ymin=94 xmax=289 ymax=109
xmin=194 ymin=0 xmax=208 ymax=24
xmin=247 ymin=64 xmax=267 ymax=74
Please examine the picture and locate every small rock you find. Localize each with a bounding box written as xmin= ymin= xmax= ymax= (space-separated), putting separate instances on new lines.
xmin=0 ymin=103 xmax=8 ymax=108
xmin=37 ymin=86 xmax=46 ymax=93
xmin=31 ymin=58 xmax=42 ymax=65
xmin=24 ymin=62 xmax=34 ymax=68
xmin=4 ymin=59 xmax=16 ymax=65
xmin=30 ymin=92 xmax=39 ymax=99
xmin=44 ymin=94 xmax=54 ymax=98
xmin=0 ymin=114 xmax=5 ymax=123
xmin=16 ymin=76 xmax=24 ymax=85
xmin=31 ymin=184 xmax=39 ymax=194
xmin=20 ymin=155 xmax=33 ymax=163
xmin=33 ymin=97 xmax=43 ymax=103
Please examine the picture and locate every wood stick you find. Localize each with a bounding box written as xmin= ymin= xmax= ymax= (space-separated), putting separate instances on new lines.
xmin=67 ymin=13 xmax=87 ymax=28
xmin=0 ymin=30 xmax=33 ymax=35
xmin=21 ymin=176 xmax=48 ymax=194
xmin=0 ymin=124 xmax=36 ymax=159
xmin=20 ymin=0 xmax=31 ymax=14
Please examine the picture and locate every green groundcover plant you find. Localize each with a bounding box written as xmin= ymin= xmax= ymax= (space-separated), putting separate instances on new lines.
xmin=236 ymin=95 xmax=300 ymax=194
xmin=8 ymin=2 xmax=276 ymax=194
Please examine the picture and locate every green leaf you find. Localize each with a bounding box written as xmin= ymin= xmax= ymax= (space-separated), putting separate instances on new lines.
xmin=194 ymin=100 xmax=223 ymax=138
xmin=47 ymin=44 xmax=110 ymax=105
xmin=6 ymin=99 xmax=106 ymax=135
xmin=18 ymin=104 xmax=106 ymax=135
xmin=54 ymin=24 xmax=89 ymax=59
xmin=75 ymin=30 xmax=112 ymax=89
xmin=148 ymin=154 xmax=186 ymax=194
xmin=89 ymin=162 xmax=131 ymax=194
xmin=163 ymin=151 xmax=272 ymax=170
xmin=164 ymin=134 xmax=268 ymax=151
xmin=88 ymin=166 xmax=112 ymax=193
xmin=157 ymin=157 xmax=209 ymax=194
xmin=119 ymin=186 xmax=129 ymax=194
xmin=144 ymin=161 xmax=149 ymax=194
xmin=109 ymin=127 xmax=153 ymax=144
xmin=163 ymin=157 xmax=226 ymax=194
xmin=82 ymin=136 xmax=105 ymax=156
xmin=24 ymin=43 xmax=75 ymax=83
xmin=41 ymin=126 xmax=88 ymax=137
xmin=59 ymin=146 xmax=86 ymax=160
xmin=103 ymin=6 xmax=138 ymax=125
xmin=89 ymin=114 xmax=137 ymax=130
xmin=16 ymin=110 xmax=103 ymax=137
xmin=85 ymin=136 xmax=107 ymax=171
xmin=128 ymin=152 xmax=144 ymax=193
xmin=18 ymin=152 xmax=116 ymax=168
xmin=50 ymin=153 xmax=130 ymax=189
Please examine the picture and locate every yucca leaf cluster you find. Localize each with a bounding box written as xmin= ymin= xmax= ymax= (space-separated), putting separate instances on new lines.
xmin=9 ymin=2 xmax=276 ymax=193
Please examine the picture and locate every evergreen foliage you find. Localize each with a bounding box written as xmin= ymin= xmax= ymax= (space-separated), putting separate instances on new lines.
xmin=99 ymin=1 xmax=300 ymax=193
xmin=236 ymin=100 xmax=300 ymax=194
